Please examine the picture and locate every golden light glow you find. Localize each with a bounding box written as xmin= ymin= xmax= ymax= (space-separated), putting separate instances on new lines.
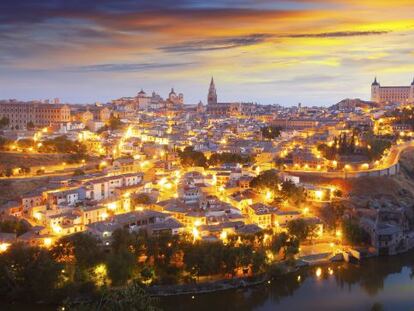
xmin=192 ymin=227 xmax=200 ymax=241
xmin=43 ymin=237 xmax=53 ymax=248
xmin=94 ymin=264 xmax=108 ymax=287
xmin=52 ymin=224 xmax=63 ymax=234
xmin=33 ymin=212 xmax=43 ymax=221
xmin=315 ymin=190 xmax=323 ymax=201
xmin=316 ymin=267 xmax=322 ymax=278
xmin=265 ymin=191 xmax=273 ymax=201
xmin=219 ymin=230 xmax=228 ymax=243
xmin=107 ymin=202 xmax=117 ymax=210
xmin=0 ymin=243 xmax=10 ymax=253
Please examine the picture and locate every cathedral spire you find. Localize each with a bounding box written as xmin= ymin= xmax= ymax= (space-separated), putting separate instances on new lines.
xmin=208 ymin=77 xmax=217 ymax=105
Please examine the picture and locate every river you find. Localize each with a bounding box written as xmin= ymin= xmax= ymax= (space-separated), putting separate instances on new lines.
xmin=2 ymin=251 xmax=414 ymax=311
xmin=160 ymin=251 xmax=414 ymax=311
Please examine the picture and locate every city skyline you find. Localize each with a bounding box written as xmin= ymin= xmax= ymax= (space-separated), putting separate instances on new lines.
xmin=1 ymin=0 xmax=414 ymax=105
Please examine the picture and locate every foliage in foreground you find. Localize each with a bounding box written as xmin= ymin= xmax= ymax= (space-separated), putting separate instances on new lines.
xmin=62 ymin=281 xmax=160 ymax=311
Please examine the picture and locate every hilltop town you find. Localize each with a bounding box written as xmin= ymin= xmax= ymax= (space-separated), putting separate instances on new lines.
xmin=1 ymin=77 xmax=414 ymax=304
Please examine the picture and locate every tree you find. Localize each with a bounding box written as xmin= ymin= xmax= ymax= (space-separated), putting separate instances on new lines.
xmin=280 ymin=180 xmax=305 ymax=204
xmin=261 ymin=126 xmax=281 ymax=140
xmin=341 ymin=219 xmax=371 ymax=246
xmin=0 ymin=243 xmax=62 ymax=302
xmin=208 ymin=152 xmax=251 ymax=166
xmin=108 ymin=114 xmax=123 ymax=131
xmin=271 ymin=232 xmax=289 ymax=254
xmin=51 ymin=233 xmax=103 ymax=283
xmin=0 ymin=117 xmax=9 ymax=129
xmin=250 ymin=169 xmax=279 ymax=192
xmin=131 ymin=193 xmax=152 ymax=206
xmin=63 ymin=280 xmax=160 ymax=311
xmin=367 ymin=138 xmax=392 ymax=161
xmin=177 ymin=146 xmax=207 ymax=168
xmin=107 ymin=250 xmax=136 ymax=286
xmin=39 ymin=135 xmax=87 ymax=163
xmin=0 ymin=136 xmax=11 ymax=150
xmin=251 ymin=249 xmax=266 ymax=274
xmin=318 ymin=201 xmax=345 ymax=230
xmin=0 ymin=220 xmax=30 ymax=236
xmin=287 ymin=219 xmax=310 ymax=242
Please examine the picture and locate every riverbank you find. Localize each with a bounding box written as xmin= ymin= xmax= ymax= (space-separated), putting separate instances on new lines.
xmin=148 ymin=260 xmax=317 ymax=297
xmin=159 ymin=250 xmax=414 ymax=311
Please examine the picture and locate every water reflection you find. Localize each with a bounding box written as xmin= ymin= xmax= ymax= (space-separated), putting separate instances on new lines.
xmin=160 ymin=251 xmax=414 ymax=311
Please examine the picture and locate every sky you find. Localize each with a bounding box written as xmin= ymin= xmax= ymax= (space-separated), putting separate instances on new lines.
xmin=1 ymin=0 xmax=414 ymax=106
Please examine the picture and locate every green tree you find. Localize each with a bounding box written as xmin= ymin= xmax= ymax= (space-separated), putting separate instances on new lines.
xmin=131 ymin=193 xmax=152 ymax=206
xmin=177 ymin=146 xmax=207 ymax=168
xmin=271 ymin=232 xmax=289 ymax=254
xmin=0 ymin=136 xmax=11 ymax=150
xmin=208 ymin=152 xmax=251 ymax=166
xmin=51 ymin=233 xmax=103 ymax=282
xmin=261 ymin=126 xmax=281 ymax=140
xmin=0 ymin=243 xmax=62 ymax=302
xmin=0 ymin=117 xmax=9 ymax=129
xmin=341 ymin=219 xmax=371 ymax=246
xmin=250 ymin=169 xmax=279 ymax=192
xmin=108 ymin=114 xmax=123 ymax=131
xmin=63 ymin=280 xmax=160 ymax=311
xmin=280 ymin=180 xmax=305 ymax=204
xmin=287 ymin=219 xmax=310 ymax=242
xmin=107 ymin=250 xmax=136 ymax=286
xmin=0 ymin=219 xmax=30 ymax=236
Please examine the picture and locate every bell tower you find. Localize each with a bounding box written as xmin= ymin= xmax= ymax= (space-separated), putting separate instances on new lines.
xmin=371 ymin=77 xmax=380 ymax=103
xmin=207 ymin=77 xmax=217 ymax=105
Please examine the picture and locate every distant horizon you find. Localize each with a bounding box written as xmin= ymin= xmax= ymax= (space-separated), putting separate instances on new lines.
xmin=1 ymin=75 xmax=413 ymax=107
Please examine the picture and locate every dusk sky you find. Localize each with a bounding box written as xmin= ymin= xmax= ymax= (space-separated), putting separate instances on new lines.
xmin=1 ymin=0 xmax=414 ymax=106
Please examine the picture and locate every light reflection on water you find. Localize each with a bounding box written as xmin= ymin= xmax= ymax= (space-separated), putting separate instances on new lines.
xmin=160 ymin=251 xmax=414 ymax=311
xmin=2 ymin=252 xmax=414 ymax=311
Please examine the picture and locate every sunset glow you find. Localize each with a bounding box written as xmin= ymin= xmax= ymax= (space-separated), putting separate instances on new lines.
xmin=1 ymin=0 xmax=414 ymax=105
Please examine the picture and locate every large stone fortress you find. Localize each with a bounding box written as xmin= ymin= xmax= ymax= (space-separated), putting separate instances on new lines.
xmin=371 ymin=77 xmax=414 ymax=104
xmin=0 ymin=100 xmax=71 ymax=130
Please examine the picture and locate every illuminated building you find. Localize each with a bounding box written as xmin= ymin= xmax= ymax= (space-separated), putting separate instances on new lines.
xmin=371 ymin=77 xmax=414 ymax=104
xmin=206 ymin=77 xmax=253 ymax=116
xmin=0 ymin=100 xmax=71 ymax=129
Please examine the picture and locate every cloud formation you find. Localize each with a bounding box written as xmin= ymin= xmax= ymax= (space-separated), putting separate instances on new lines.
xmin=284 ymin=31 xmax=390 ymax=38
xmin=0 ymin=0 xmax=413 ymax=105
xmin=160 ymin=34 xmax=272 ymax=53
xmin=70 ymin=62 xmax=196 ymax=72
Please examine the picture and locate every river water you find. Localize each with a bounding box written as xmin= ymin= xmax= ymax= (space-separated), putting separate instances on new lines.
xmin=2 ymin=251 xmax=414 ymax=311
xmin=160 ymin=251 xmax=414 ymax=311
